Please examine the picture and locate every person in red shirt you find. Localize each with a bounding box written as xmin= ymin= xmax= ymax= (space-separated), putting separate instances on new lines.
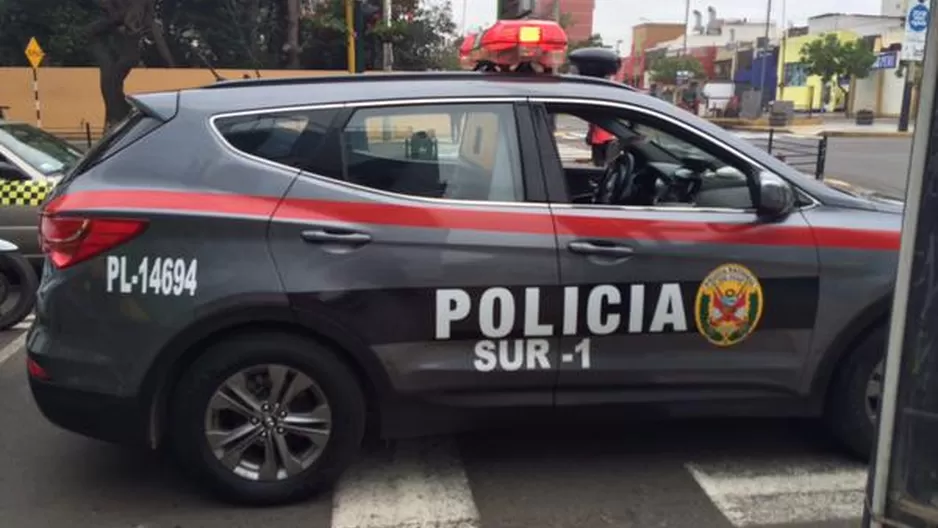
xmin=587 ymin=124 xmax=617 ymax=167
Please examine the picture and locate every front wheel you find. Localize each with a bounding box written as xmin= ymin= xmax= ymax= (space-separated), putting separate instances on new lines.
xmin=0 ymin=252 xmax=37 ymax=331
xmin=169 ymin=332 xmax=367 ymax=505
xmin=825 ymin=326 xmax=887 ymax=460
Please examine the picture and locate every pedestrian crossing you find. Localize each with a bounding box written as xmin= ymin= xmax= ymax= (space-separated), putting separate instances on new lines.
xmin=686 ymin=455 xmax=867 ymax=527
xmin=13 ymin=313 xmax=34 ymax=331
xmin=322 ymin=430 xmax=866 ymax=528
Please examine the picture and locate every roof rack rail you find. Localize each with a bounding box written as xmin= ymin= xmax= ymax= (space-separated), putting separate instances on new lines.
xmin=198 ymin=70 xmax=636 ymax=92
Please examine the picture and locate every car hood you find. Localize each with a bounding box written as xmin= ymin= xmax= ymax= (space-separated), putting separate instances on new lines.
xmin=821 ymin=179 xmax=905 ymax=214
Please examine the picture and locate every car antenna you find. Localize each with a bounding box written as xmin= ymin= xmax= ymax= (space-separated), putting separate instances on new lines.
xmin=192 ymin=44 xmax=226 ymax=82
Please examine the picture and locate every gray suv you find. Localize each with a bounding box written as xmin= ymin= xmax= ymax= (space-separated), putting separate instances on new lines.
xmin=27 ymin=72 xmax=901 ymax=505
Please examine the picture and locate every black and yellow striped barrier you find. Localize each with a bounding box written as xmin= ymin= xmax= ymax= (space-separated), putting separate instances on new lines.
xmin=0 ymin=179 xmax=56 ymax=207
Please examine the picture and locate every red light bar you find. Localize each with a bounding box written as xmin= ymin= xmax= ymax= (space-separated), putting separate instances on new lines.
xmin=459 ymin=33 xmax=477 ymax=69
xmin=464 ymin=19 xmax=568 ymax=72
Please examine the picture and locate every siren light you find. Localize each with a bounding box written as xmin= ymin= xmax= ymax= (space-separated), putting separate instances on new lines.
xmin=459 ymin=33 xmax=477 ymax=70
xmin=462 ymin=19 xmax=568 ymax=73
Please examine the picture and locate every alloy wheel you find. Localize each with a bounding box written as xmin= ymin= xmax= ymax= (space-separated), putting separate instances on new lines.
xmin=865 ymin=358 xmax=885 ymax=424
xmin=204 ymin=364 xmax=332 ymax=482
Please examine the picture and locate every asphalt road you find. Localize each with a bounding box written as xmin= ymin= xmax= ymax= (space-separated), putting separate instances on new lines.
xmin=0 ymin=328 xmax=868 ymax=528
xmin=822 ymin=137 xmax=912 ymax=198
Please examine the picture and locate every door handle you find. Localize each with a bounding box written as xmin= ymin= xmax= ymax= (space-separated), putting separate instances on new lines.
xmin=568 ymin=240 xmax=634 ymax=257
xmin=301 ymin=229 xmax=372 ymax=245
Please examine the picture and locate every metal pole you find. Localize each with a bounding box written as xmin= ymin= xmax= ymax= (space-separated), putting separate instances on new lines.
xmin=346 ymin=0 xmax=356 ymax=74
xmin=553 ymin=0 xmax=561 ymax=22
xmin=461 ymin=0 xmax=468 ymax=33
xmin=382 ymin=0 xmax=392 ymax=71
xmin=758 ymin=0 xmax=773 ymax=107
xmin=866 ymin=1 xmax=938 ymax=525
xmin=779 ymin=0 xmax=787 ymax=99
xmin=682 ymin=0 xmax=690 ymax=55
xmin=899 ymin=61 xmax=917 ymax=131
xmin=31 ymin=67 xmax=41 ymax=128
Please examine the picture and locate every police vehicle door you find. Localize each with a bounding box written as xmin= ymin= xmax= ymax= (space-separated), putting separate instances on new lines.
xmin=260 ymin=100 xmax=562 ymax=403
xmin=531 ymin=100 xmax=821 ymax=403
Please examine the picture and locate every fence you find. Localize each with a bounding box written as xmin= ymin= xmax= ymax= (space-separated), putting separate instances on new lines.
xmin=746 ymin=129 xmax=828 ymax=180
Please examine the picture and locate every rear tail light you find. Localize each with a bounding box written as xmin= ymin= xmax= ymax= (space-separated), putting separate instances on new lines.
xmin=27 ymin=357 xmax=50 ymax=380
xmin=39 ymin=214 xmax=148 ymax=269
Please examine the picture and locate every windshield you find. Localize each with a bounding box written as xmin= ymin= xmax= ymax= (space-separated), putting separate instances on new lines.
xmin=0 ymin=123 xmax=83 ymax=176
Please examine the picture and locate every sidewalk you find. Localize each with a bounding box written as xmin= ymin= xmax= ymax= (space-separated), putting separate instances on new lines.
xmin=726 ymin=116 xmax=915 ymax=138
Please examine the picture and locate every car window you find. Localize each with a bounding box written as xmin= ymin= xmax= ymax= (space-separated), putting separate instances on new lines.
xmin=341 ymin=103 xmax=525 ymax=202
xmin=547 ymin=106 xmax=754 ymax=210
xmin=215 ymin=108 xmax=339 ymax=173
xmin=0 ymin=123 xmax=83 ymax=176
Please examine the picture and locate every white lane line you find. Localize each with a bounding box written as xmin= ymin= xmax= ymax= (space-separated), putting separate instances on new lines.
xmin=330 ymin=437 xmax=480 ymax=528
xmin=0 ymin=332 xmax=28 ymax=367
xmin=686 ymin=457 xmax=867 ymax=527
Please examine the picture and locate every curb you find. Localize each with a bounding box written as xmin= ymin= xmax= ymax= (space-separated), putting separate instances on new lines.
xmin=816 ymin=130 xmax=913 ymax=138
xmin=717 ymin=125 xmax=795 ymax=133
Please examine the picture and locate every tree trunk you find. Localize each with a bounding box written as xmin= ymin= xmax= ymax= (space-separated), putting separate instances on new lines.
xmin=90 ymin=33 xmax=142 ymax=129
xmin=286 ymin=0 xmax=300 ymax=68
xmin=150 ymin=18 xmax=175 ymax=67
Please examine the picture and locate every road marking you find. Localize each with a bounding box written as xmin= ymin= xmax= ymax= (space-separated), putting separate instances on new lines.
xmin=330 ymin=437 xmax=480 ymax=528
xmin=0 ymin=332 xmax=27 ymax=367
xmin=686 ymin=456 xmax=867 ymax=527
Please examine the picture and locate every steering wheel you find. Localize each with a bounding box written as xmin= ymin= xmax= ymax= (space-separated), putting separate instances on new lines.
xmin=593 ymin=151 xmax=636 ymax=205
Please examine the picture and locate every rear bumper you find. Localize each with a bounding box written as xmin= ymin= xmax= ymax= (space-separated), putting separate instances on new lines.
xmin=28 ymin=367 xmax=149 ymax=447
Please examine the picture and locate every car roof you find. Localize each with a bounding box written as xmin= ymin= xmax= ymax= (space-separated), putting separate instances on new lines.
xmin=177 ymin=71 xmax=642 ymax=113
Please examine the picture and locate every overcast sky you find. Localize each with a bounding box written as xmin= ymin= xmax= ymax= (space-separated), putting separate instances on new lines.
xmin=445 ymin=0 xmax=883 ymax=53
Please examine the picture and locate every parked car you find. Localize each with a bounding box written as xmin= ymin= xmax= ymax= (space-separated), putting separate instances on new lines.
xmin=0 ymin=120 xmax=83 ymax=270
xmin=0 ymin=238 xmax=37 ymax=330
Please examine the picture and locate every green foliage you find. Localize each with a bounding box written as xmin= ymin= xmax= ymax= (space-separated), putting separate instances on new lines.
xmin=0 ymin=0 xmax=98 ymax=66
xmin=799 ymin=33 xmax=876 ymax=83
xmin=648 ymin=55 xmax=704 ymax=85
xmin=0 ymin=0 xmax=459 ymax=71
xmin=569 ymin=33 xmax=604 ymax=52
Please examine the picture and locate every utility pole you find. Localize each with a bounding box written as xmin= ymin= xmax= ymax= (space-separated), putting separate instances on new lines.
xmin=345 ymin=0 xmax=356 ymax=74
xmin=382 ymin=0 xmax=392 ymax=71
xmin=682 ymin=0 xmax=690 ymax=55
xmin=778 ymin=0 xmax=787 ymax=100
xmin=553 ymin=0 xmax=561 ymax=22
xmin=758 ymin=0 xmax=773 ymax=109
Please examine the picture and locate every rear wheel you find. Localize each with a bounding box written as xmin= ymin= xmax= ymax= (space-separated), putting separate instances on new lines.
xmin=825 ymin=325 xmax=887 ymax=460
xmin=169 ymin=332 xmax=366 ymax=505
xmin=0 ymin=252 xmax=37 ymax=331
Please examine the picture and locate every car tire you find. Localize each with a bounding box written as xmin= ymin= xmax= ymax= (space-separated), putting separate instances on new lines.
xmin=169 ymin=331 xmax=367 ymax=505
xmin=0 ymin=252 xmax=37 ymax=331
xmin=825 ymin=325 xmax=887 ymax=460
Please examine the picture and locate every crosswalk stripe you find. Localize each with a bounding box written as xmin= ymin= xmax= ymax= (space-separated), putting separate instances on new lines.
xmin=686 ymin=457 xmax=867 ymax=527
xmin=331 ymin=437 xmax=480 ymax=528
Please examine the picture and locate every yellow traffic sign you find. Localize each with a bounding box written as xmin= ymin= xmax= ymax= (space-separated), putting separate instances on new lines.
xmin=25 ymin=37 xmax=44 ymax=69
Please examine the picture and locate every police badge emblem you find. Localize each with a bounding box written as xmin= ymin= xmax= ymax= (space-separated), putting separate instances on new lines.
xmin=694 ymin=263 xmax=764 ymax=347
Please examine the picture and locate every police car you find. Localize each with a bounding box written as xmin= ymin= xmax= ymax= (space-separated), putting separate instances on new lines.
xmin=27 ymin=19 xmax=901 ymax=505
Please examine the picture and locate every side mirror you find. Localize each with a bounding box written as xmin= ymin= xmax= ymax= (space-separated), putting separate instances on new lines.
xmin=757 ymin=171 xmax=796 ymax=219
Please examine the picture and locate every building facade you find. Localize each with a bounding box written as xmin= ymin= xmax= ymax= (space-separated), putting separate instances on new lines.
xmin=882 ymin=0 xmax=910 ymax=17
xmin=619 ymin=23 xmax=686 ymax=86
xmin=533 ymin=0 xmax=596 ymax=42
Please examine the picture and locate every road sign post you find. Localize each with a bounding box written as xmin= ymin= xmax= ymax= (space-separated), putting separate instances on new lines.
xmin=899 ymin=0 xmax=929 ymax=132
xmin=864 ymin=0 xmax=938 ymax=526
xmin=24 ymin=37 xmax=44 ymax=128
